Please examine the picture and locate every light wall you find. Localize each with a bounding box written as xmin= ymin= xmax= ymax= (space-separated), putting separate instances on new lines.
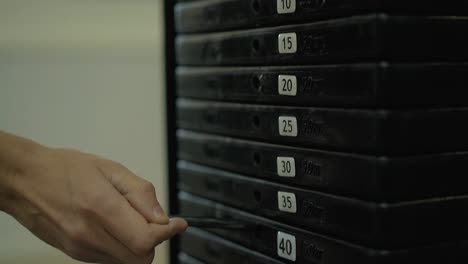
xmin=0 ymin=0 xmax=169 ymax=263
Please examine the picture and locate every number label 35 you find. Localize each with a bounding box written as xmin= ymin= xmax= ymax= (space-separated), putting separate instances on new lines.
xmin=278 ymin=191 xmax=297 ymax=213
xmin=277 ymin=231 xmax=297 ymax=261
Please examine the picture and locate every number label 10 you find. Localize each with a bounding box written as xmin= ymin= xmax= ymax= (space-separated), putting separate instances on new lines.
xmin=278 ymin=191 xmax=297 ymax=213
xmin=277 ymin=231 xmax=297 ymax=261
xmin=278 ymin=33 xmax=297 ymax=54
xmin=278 ymin=116 xmax=298 ymax=137
xmin=277 ymin=157 xmax=296 ymax=177
xmin=278 ymin=75 xmax=297 ymax=96
xmin=277 ymin=0 xmax=296 ymax=14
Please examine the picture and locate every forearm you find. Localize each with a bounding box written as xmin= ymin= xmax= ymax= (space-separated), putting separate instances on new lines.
xmin=0 ymin=131 xmax=45 ymax=212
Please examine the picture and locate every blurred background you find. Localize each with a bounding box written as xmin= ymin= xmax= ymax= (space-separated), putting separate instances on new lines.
xmin=0 ymin=0 xmax=169 ymax=263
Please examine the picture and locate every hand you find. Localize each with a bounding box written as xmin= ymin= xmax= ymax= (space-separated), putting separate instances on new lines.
xmin=3 ymin=146 xmax=187 ymax=264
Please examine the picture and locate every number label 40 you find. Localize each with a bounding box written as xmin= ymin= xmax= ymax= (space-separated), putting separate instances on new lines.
xmin=278 ymin=191 xmax=297 ymax=213
xmin=277 ymin=231 xmax=297 ymax=261
xmin=277 ymin=0 xmax=296 ymax=14
xmin=278 ymin=75 xmax=297 ymax=96
xmin=278 ymin=116 xmax=298 ymax=137
xmin=278 ymin=33 xmax=297 ymax=54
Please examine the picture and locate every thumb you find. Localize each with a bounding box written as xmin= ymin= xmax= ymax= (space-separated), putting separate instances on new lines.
xmin=98 ymin=161 xmax=170 ymax=225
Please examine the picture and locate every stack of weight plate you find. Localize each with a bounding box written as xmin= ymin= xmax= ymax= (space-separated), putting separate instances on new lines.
xmin=171 ymin=0 xmax=468 ymax=263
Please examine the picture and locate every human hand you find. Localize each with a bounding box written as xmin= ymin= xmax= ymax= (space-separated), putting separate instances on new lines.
xmin=2 ymin=146 xmax=187 ymax=264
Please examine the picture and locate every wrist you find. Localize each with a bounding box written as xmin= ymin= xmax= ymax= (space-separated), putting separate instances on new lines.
xmin=0 ymin=164 xmax=16 ymax=213
xmin=0 ymin=131 xmax=48 ymax=213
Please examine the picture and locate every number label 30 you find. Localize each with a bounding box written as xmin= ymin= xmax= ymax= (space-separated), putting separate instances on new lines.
xmin=277 ymin=231 xmax=297 ymax=261
xmin=277 ymin=157 xmax=296 ymax=177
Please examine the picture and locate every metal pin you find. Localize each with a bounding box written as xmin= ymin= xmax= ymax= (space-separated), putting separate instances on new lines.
xmin=173 ymin=216 xmax=250 ymax=229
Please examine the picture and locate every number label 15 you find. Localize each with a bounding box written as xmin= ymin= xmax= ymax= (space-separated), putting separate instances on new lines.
xmin=278 ymin=75 xmax=297 ymax=96
xmin=278 ymin=116 xmax=298 ymax=137
xmin=278 ymin=33 xmax=297 ymax=54
xmin=277 ymin=231 xmax=297 ymax=261
xmin=278 ymin=191 xmax=297 ymax=213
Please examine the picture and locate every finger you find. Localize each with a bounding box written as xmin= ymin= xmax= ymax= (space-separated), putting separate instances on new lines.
xmin=100 ymin=161 xmax=169 ymax=225
xmin=124 ymin=179 xmax=169 ymax=225
xmin=95 ymin=181 xmax=163 ymax=257
xmin=148 ymin=217 xmax=189 ymax=245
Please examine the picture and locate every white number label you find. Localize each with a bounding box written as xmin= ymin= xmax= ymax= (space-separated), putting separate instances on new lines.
xmin=277 ymin=157 xmax=296 ymax=177
xmin=278 ymin=33 xmax=297 ymax=54
xmin=277 ymin=231 xmax=297 ymax=261
xmin=278 ymin=75 xmax=297 ymax=96
xmin=278 ymin=191 xmax=297 ymax=213
xmin=278 ymin=116 xmax=298 ymax=137
xmin=277 ymin=0 xmax=296 ymax=14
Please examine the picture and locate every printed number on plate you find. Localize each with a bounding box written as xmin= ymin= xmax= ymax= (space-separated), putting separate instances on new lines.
xmin=277 ymin=231 xmax=297 ymax=261
xmin=278 ymin=33 xmax=297 ymax=54
xmin=278 ymin=191 xmax=297 ymax=213
xmin=277 ymin=0 xmax=296 ymax=14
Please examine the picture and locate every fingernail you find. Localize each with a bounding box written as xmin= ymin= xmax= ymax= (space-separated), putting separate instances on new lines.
xmin=153 ymin=206 xmax=166 ymax=218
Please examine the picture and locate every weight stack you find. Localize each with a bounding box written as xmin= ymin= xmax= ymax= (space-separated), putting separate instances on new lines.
xmin=165 ymin=0 xmax=468 ymax=263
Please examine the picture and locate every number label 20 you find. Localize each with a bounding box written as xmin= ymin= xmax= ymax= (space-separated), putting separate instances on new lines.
xmin=278 ymin=75 xmax=297 ymax=96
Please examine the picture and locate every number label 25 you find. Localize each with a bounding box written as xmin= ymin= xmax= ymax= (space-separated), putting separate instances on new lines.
xmin=278 ymin=116 xmax=298 ymax=137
